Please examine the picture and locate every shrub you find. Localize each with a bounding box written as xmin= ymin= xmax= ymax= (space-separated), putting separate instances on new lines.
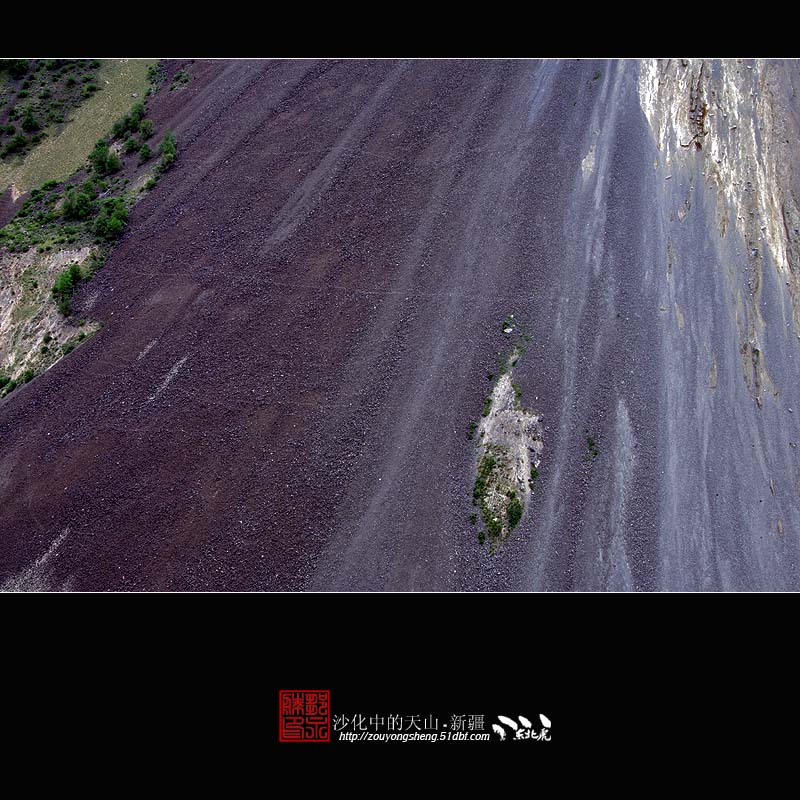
xmin=93 ymin=197 xmax=128 ymax=239
xmin=52 ymin=263 xmax=83 ymax=314
xmin=21 ymin=107 xmax=40 ymax=132
xmin=123 ymin=136 xmax=139 ymax=154
xmin=3 ymin=133 xmax=27 ymax=155
xmin=130 ymin=101 xmax=145 ymax=124
xmin=138 ymin=118 xmax=154 ymax=139
xmin=41 ymin=179 xmax=58 ymax=191
xmin=158 ymin=131 xmax=177 ymax=171
xmin=62 ymin=189 xmax=94 ymax=220
xmin=113 ymin=103 xmax=147 ymax=140
xmin=89 ymin=140 xmax=120 ymax=175
xmin=112 ymin=116 xmax=130 ymax=138
xmin=17 ymin=90 xmax=29 ymax=99
xmin=144 ymin=176 xmax=158 ymax=190
xmin=21 ymin=369 xmax=35 ymax=383
xmin=5 ymin=124 xmax=15 ymax=135
xmin=65 ymin=76 xmax=76 ymax=87
xmin=81 ymin=177 xmax=99 ymax=197
xmin=89 ymin=139 xmax=109 ymax=170
xmin=138 ymin=143 xmax=151 ymax=163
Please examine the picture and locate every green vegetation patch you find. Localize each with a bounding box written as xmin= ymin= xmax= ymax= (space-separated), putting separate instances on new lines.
xmin=472 ymin=444 xmax=521 ymax=550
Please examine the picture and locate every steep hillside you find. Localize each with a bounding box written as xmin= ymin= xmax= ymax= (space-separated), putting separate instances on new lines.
xmin=0 ymin=59 xmax=798 ymax=591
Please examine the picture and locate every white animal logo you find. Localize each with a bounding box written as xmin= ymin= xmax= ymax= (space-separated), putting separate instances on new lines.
xmin=493 ymin=714 xmax=551 ymax=740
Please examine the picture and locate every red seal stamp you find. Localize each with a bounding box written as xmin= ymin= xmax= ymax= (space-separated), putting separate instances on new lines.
xmin=279 ymin=690 xmax=331 ymax=742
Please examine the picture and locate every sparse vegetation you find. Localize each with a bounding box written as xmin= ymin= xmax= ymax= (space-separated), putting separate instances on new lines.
xmin=586 ymin=434 xmax=599 ymax=461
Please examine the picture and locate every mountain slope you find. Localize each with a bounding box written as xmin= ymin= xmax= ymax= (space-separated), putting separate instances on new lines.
xmin=1 ymin=58 xmax=798 ymax=591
